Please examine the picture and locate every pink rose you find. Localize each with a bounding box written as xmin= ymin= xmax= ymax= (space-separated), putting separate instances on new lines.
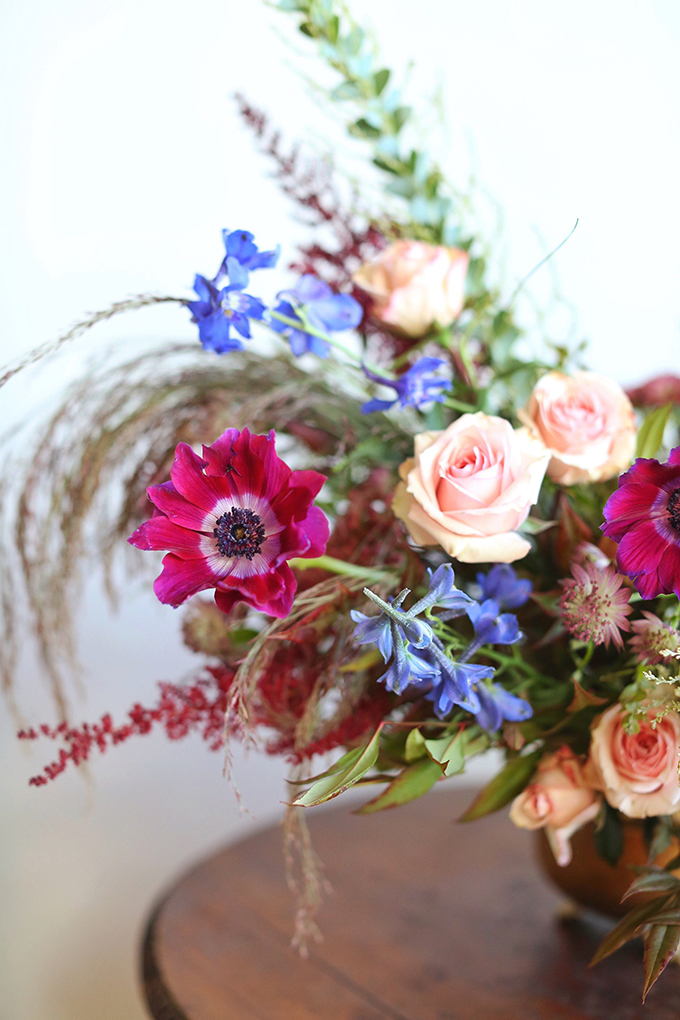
xmin=519 ymin=371 xmax=636 ymax=485
xmin=352 ymin=240 xmax=468 ymax=338
xmin=509 ymin=748 xmax=601 ymax=866
xmin=392 ymin=412 xmax=549 ymax=563
xmin=586 ymin=704 xmax=680 ymax=817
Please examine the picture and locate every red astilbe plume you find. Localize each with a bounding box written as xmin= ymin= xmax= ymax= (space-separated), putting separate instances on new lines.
xmin=18 ymin=666 xmax=236 ymax=786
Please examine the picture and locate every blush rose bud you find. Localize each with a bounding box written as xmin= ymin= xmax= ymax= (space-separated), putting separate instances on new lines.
xmin=509 ymin=748 xmax=601 ymax=866
xmin=352 ymin=240 xmax=469 ymax=338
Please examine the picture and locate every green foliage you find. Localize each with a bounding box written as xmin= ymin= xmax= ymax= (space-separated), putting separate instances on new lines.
xmin=593 ymin=802 xmax=624 ymax=866
xmin=354 ymin=757 xmax=442 ymax=814
xmin=636 ymin=402 xmax=673 ymax=459
xmin=458 ymin=749 xmax=543 ymax=822
xmin=643 ymin=925 xmax=680 ymax=1001
xmin=293 ymin=727 xmax=381 ymax=806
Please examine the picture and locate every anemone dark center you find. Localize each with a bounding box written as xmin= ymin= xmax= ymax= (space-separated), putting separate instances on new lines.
xmin=668 ymin=489 xmax=680 ymax=532
xmin=214 ymin=506 xmax=266 ymax=560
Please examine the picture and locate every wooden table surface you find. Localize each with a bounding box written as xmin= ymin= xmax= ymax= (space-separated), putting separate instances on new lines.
xmin=141 ymin=787 xmax=680 ymax=1019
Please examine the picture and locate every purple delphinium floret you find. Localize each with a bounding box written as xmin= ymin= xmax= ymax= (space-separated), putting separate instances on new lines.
xmin=361 ymin=357 xmax=452 ymax=414
xmin=466 ymin=599 xmax=522 ymax=646
xmin=186 ymin=273 xmax=266 ymax=353
xmin=216 ymin=229 xmax=279 ymax=287
xmin=269 ymin=275 xmax=363 ymax=357
xmin=476 ymin=564 xmax=532 ymax=611
xmin=601 ymin=447 xmax=680 ymax=600
xmin=472 ymin=682 xmax=533 ymax=732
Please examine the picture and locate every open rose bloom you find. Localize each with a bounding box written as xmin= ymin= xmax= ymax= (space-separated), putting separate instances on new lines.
xmin=520 ymin=371 xmax=636 ymax=485
xmin=509 ymin=748 xmax=601 ymax=866
xmin=352 ymin=240 xmax=469 ymax=338
xmin=586 ymin=704 xmax=680 ymax=817
xmin=392 ymin=412 xmax=550 ymax=562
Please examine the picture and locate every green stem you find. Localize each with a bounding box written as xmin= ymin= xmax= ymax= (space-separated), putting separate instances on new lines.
xmin=288 ymin=554 xmax=396 ymax=585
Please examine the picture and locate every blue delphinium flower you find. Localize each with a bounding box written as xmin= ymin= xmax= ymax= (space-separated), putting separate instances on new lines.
xmin=269 ymin=275 xmax=363 ymax=357
xmin=471 ymin=682 xmax=533 ymax=732
xmin=351 ymin=586 xmax=436 ymax=694
xmin=476 ymin=564 xmax=532 ymax=610
xmin=186 ymin=273 xmax=266 ymax=353
xmin=466 ymin=599 xmax=522 ymax=647
xmin=216 ymin=229 xmax=279 ymax=286
xmin=408 ymin=563 xmax=473 ymax=617
xmin=361 ymin=357 xmax=452 ymax=414
xmin=425 ymin=658 xmax=489 ymax=718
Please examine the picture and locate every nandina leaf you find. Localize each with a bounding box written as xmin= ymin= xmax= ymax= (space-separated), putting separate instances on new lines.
xmin=593 ymin=801 xmax=624 ymax=866
xmin=424 ymin=731 xmax=466 ymax=777
xmin=286 ymin=744 xmax=366 ymax=785
xmin=643 ymin=924 xmax=680 ymax=1001
xmin=293 ymin=727 xmax=381 ymax=807
xmin=354 ymin=757 xmax=442 ymax=814
xmin=623 ymin=870 xmax=680 ymax=900
xmin=404 ymin=728 xmax=427 ymax=763
xmin=458 ymin=749 xmax=542 ymax=822
xmin=567 ymin=679 xmax=608 ymax=713
xmin=636 ymin=403 xmax=673 ymax=459
xmin=590 ymin=895 xmax=674 ymax=966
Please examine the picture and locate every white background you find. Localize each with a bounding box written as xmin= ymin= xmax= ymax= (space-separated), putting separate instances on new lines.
xmin=1 ymin=2 xmax=679 ymax=1018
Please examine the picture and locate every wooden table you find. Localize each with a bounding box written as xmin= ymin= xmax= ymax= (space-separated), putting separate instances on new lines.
xmin=141 ymin=787 xmax=680 ymax=1019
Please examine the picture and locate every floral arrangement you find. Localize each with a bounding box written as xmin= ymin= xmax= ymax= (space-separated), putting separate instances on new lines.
xmin=4 ymin=0 xmax=680 ymax=1002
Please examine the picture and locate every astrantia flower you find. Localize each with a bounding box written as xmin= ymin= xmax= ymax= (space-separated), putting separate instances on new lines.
xmin=602 ymin=448 xmax=680 ymax=600
xmin=360 ymin=357 xmax=452 ymax=414
xmin=629 ymin=612 xmax=680 ymax=665
xmin=216 ymin=228 xmax=279 ymax=287
xmin=559 ymin=561 xmax=632 ymax=649
xmin=128 ymin=428 xmax=329 ymax=619
xmin=186 ymin=273 xmax=265 ymax=353
xmin=269 ymin=275 xmax=363 ymax=357
xmin=476 ymin=564 xmax=532 ymax=611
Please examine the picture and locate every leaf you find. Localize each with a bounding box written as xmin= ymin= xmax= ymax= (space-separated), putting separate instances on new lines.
xmin=354 ymin=757 xmax=442 ymax=814
xmin=590 ymin=894 xmax=674 ymax=966
xmin=349 ymin=118 xmax=382 ymax=139
xmin=424 ymin=731 xmax=466 ymax=777
xmin=458 ymin=750 xmax=542 ymax=822
xmin=647 ymin=817 xmax=674 ymax=862
xmin=567 ymin=679 xmax=608 ymax=713
xmin=520 ymin=516 xmax=557 ymax=535
xmin=643 ymin=925 xmax=680 ymax=1001
xmin=404 ymin=728 xmax=427 ymax=763
xmin=287 ymin=744 xmax=366 ymax=785
xmin=293 ymin=729 xmax=381 ymax=807
xmin=593 ymin=802 xmax=624 ymax=866
xmin=622 ymin=870 xmax=680 ymax=900
xmin=636 ymin=403 xmax=673 ymax=459
xmin=373 ymin=68 xmax=390 ymax=95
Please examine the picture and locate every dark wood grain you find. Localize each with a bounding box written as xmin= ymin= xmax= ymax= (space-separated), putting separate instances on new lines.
xmin=141 ymin=787 xmax=680 ymax=1019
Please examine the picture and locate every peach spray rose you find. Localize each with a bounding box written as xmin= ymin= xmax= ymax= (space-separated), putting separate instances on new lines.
xmin=352 ymin=240 xmax=469 ymax=338
xmin=392 ymin=412 xmax=550 ymax=563
xmin=519 ymin=371 xmax=636 ymax=485
xmin=509 ymin=748 xmax=601 ymax=866
xmin=586 ymin=704 xmax=680 ymax=818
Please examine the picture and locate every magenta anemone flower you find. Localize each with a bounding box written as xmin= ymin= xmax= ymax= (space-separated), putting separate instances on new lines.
xmin=128 ymin=428 xmax=329 ymax=618
xmin=602 ymin=448 xmax=680 ymax=600
xmin=559 ymin=561 xmax=632 ymax=649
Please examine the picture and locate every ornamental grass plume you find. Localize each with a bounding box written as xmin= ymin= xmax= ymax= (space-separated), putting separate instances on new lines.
xmin=559 ymin=561 xmax=632 ymax=649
